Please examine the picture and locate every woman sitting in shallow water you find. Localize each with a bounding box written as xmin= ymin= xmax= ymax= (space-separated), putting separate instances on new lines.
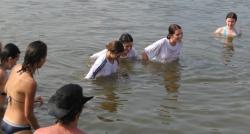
xmin=214 ymin=12 xmax=241 ymax=42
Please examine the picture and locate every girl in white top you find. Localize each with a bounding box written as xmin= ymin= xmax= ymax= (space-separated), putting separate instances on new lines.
xmin=214 ymin=12 xmax=241 ymax=38
xmin=85 ymin=40 xmax=124 ymax=79
xmin=142 ymin=24 xmax=183 ymax=63
xmin=89 ymin=33 xmax=137 ymax=63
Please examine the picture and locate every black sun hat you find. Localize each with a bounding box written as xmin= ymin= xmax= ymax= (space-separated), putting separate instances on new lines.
xmin=48 ymin=84 xmax=93 ymax=119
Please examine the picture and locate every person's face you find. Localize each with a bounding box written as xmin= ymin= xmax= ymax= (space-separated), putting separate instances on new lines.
xmin=170 ymin=29 xmax=183 ymax=43
xmin=226 ymin=18 xmax=236 ymax=28
xmin=123 ymin=42 xmax=133 ymax=55
xmin=7 ymin=54 xmax=20 ymax=69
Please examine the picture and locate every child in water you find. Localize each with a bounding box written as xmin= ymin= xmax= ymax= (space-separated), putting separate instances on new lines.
xmin=85 ymin=40 xmax=124 ymax=79
xmin=89 ymin=33 xmax=137 ymax=63
xmin=142 ymin=24 xmax=183 ymax=63
xmin=214 ymin=12 xmax=241 ymax=42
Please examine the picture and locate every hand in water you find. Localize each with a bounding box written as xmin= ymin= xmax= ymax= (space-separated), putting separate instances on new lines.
xmin=35 ymin=96 xmax=44 ymax=106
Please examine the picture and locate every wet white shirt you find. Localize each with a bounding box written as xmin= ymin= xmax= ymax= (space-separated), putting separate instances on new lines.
xmin=144 ymin=38 xmax=182 ymax=63
xmin=85 ymin=52 xmax=118 ymax=79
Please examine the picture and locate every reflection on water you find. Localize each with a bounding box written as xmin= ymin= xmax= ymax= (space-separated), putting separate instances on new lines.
xmin=222 ymin=43 xmax=234 ymax=65
xmin=119 ymin=59 xmax=137 ymax=79
xmin=92 ymin=77 xmax=119 ymax=113
xmin=143 ymin=60 xmax=181 ymax=93
xmin=214 ymin=35 xmax=239 ymax=65
xmin=158 ymin=90 xmax=179 ymax=125
xmin=163 ymin=61 xmax=181 ymax=93
xmin=2 ymin=0 xmax=250 ymax=133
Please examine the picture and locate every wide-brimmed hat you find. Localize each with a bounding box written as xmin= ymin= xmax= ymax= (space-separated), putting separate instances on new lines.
xmin=48 ymin=84 xmax=93 ymax=119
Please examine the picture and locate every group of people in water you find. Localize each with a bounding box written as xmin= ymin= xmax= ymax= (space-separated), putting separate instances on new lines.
xmin=85 ymin=12 xmax=241 ymax=80
xmin=0 ymin=11 xmax=241 ymax=134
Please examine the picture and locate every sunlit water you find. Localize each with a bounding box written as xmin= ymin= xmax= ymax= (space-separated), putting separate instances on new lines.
xmin=1 ymin=0 xmax=250 ymax=134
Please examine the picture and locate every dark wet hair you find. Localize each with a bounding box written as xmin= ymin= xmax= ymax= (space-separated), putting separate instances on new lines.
xmin=226 ymin=12 xmax=237 ymax=22
xmin=119 ymin=33 xmax=133 ymax=43
xmin=106 ymin=40 xmax=124 ymax=54
xmin=167 ymin=24 xmax=182 ymax=39
xmin=0 ymin=43 xmax=20 ymax=63
xmin=19 ymin=40 xmax=47 ymax=73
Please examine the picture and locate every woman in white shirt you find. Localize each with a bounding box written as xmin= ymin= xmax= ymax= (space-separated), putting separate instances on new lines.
xmin=89 ymin=33 xmax=137 ymax=63
xmin=85 ymin=40 xmax=124 ymax=79
xmin=142 ymin=24 xmax=183 ymax=63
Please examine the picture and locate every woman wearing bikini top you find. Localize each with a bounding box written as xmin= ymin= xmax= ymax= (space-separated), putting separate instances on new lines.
xmin=214 ymin=12 xmax=241 ymax=42
xmin=1 ymin=41 xmax=47 ymax=134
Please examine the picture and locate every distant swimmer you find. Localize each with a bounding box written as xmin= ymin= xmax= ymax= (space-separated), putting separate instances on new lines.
xmin=214 ymin=12 xmax=241 ymax=39
xmin=142 ymin=24 xmax=183 ymax=63
xmin=85 ymin=40 xmax=124 ymax=79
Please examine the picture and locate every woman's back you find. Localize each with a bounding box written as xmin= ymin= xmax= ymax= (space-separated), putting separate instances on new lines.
xmin=4 ymin=64 xmax=36 ymax=124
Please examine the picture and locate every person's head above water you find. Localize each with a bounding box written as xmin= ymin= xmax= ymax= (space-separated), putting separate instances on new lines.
xmin=106 ymin=40 xmax=124 ymax=59
xmin=225 ymin=12 xmax=237 ymax=29
xmin=167 ymin=24 xmax=183 ymax=45
xmin=119 ymin=33 xmax=134 ymax=55
xmin=0 ymin=43 xmax=20 ymax=69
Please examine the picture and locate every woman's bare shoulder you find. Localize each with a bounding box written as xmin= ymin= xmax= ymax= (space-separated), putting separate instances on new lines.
xmin=214 ymin=26 xmax=224 ymax=34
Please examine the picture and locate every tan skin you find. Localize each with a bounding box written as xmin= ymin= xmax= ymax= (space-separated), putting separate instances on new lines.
xmin=121 ymin=42 xmax=133 ymax=58
xmin=142 ymin=29 xmax=183 ymax=61
xmin=214 ymin=18 xmax=242 ymax=44
xmin=4 ymin=58 xmax=46 ymax=134
xmin=34 ymin=113 xmax=86 ymax=134
xmin=214 ymin=18 xmax=242 ymax=46
xmin=0 ymin=55 xmax=20 ymax=108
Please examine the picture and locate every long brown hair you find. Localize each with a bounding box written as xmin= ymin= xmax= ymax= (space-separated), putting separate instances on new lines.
xmin=18 ymin=40 xmax=47 ymax=74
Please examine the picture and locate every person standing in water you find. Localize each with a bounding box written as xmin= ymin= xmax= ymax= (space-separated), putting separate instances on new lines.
xmin=85 ymin=40 xmax=124 ymax=79
xmin=0 ymin=43 xmax=20 ymax=109
xmin=1 ymin=41 xmax=47 ymax=134
xmin=214 ymin=12 xmax=241 ymax=42
xmin=142 ymin=24 xmax=183 ymax=63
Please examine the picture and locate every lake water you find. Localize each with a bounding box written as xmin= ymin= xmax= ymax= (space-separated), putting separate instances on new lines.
xmin=1 ymin=0 xmax=250 ymax=134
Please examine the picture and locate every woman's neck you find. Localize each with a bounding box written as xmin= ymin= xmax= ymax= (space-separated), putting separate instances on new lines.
xmin=226 ymin=25 xmax=234 ymax=30
xmin=169 ymin=38 xmax=177 ymax=46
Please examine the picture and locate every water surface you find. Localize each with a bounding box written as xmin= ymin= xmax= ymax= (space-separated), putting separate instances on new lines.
xmin=1 ymin=0 xmax=250 ymax=134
